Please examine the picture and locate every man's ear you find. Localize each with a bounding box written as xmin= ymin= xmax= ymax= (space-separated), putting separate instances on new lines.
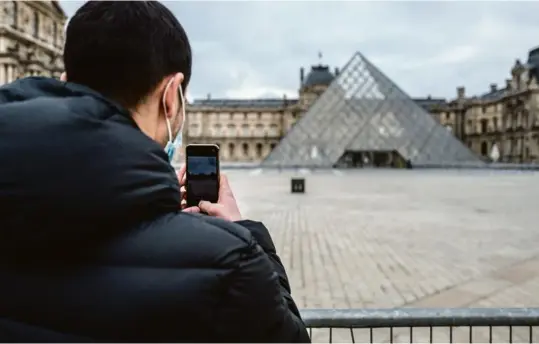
xmin=60 ymin=72 xmax=67 ymax=82
xmin=163 ymin=72 xmax=184 ymax=119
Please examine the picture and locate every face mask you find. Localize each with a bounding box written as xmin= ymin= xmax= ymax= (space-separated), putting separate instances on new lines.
xmin=162 ymin=79 xmax=185 ymax=162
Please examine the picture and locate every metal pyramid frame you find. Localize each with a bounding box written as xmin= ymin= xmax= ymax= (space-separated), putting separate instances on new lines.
xmin=261 ymin=52 xmax=484 ymax=168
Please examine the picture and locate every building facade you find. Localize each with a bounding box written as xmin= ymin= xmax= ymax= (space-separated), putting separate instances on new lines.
xmin=432 ymin=48 xmax=539 ymax=164
xmin=0 ymin=1 xmax=66 ymax=85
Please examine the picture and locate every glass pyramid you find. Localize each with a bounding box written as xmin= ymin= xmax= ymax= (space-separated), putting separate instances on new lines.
xmin=262 ymin=52 xmax=484 ymax=168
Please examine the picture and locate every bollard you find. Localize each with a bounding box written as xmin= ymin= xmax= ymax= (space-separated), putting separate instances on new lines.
xmin=291 ymin=178 xmax=305 ymax=194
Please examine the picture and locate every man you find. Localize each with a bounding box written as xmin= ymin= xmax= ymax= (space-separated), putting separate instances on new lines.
xmin=0 ymin=1 xmax=310 ymax=342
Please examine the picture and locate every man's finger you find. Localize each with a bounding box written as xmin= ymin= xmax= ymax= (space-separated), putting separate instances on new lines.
xmin=199 ymin=201 xmax=221 ymax=216
xmin=176 ymin=165 xmax=187 ymax=186
xmin=183 ymin=206 xmax=200 ymax=213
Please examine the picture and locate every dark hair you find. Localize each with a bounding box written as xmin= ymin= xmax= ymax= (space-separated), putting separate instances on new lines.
xmin=64 ymin=1 xmax=192 ymax=108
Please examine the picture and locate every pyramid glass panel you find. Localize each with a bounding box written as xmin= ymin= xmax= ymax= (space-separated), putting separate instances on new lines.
xmin=262 ymin=52 xmax=484 ymax=168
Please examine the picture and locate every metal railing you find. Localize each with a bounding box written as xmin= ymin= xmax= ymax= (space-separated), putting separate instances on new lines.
xmin=300 ymin=308 xmax=539 ymax=343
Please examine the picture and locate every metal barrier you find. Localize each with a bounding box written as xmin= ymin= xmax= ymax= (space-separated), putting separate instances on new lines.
xmin=300 ymin=308 xmax=539 ymax=343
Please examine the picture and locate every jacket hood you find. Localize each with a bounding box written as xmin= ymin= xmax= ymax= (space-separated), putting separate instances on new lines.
xmin=0 ymin=77 xmax=180 ymax=258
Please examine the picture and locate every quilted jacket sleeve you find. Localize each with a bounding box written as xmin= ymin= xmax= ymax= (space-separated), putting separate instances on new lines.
xmin=213 ymin=220 xmax=311 ymax=343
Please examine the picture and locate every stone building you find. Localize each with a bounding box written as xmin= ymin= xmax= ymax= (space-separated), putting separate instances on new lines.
xmin=431 ymin=47 xmax=539 ymax=164
xmin=0 ymin=1 xmax=66 ymax=85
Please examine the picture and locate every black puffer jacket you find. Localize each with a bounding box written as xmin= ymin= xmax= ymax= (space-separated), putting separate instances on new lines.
xmin=0 ymin=78 xmax=310 ymax=343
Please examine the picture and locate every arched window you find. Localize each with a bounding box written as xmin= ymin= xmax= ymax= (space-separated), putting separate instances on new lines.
xmin=242 ymin=143 xmax=249 ymax=156
xmin=256 ymin=143 xmax=263 ymax=157
xmin=241 ymin=124 xmax=249 ymax=136
xmin=481 ymin=141 xmax=488 ymax=156
xmin=270 ymin=143 xmax=276 ymax=150
xmin=228 ymin=142 xmax=235 ymax=159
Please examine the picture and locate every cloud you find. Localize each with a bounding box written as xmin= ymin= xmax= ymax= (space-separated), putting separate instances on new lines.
xmin=59 ymin=1 xmax=539 ymax=100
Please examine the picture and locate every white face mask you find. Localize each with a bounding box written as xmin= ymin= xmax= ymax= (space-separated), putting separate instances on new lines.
xmin=162 ymin=79 xmax=185 ymax=162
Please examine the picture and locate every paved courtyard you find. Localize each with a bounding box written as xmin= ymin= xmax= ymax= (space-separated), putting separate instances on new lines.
xmin=225 ymin=168 xmax=539 ymax=342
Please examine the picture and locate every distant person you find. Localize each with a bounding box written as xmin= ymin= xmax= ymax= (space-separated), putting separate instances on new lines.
xmin=0 ymin=1 xmax=310 ymax=342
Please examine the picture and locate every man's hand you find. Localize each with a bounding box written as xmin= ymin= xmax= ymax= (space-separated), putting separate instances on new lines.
xmin=199 ymin=174 xmax=242 ymax=222
xmin=176 ymin=165 xmax=200 ymax=213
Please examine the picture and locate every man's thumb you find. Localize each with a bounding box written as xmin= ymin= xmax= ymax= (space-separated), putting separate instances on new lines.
xmin=199 ymin=201 xmax=217 ymax=215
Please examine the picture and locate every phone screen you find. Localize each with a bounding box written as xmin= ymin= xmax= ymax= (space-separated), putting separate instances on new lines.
xmin=186 ymin=147 xmax=219 ymax=207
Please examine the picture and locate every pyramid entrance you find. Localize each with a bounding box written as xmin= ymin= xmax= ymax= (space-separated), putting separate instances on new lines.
xmin=334 ymin=150 xmax=409 ymax=168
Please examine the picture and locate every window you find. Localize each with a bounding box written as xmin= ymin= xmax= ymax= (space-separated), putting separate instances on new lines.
xmin=522 ymin=111 xmax=529 ymax=128
xmin=480 ymin=119 xmax=488 ymax=134
xmin=269 ymin=123 xmax=279 ymax=136
xmin=241 ymin=124 xmax=249 ymax=136
xmin=13 ymin=1 xmax=18 ymax=28
xmin=256 ymin=143 xmax=263 ymax=157
xmin=270 ymin=143 xmax=276 ymax=150
xmin=480 ymin=141 xmax=488 ymax=156
xmin=33 ymin=11 xmax=39 ymax=38
xmin=53 ymin=22 xmax=57 ymax=46
xmin=228 ymin=143 xmax=235 ymax=159
xmin=242 ymin=143 xmax=249 ymax=156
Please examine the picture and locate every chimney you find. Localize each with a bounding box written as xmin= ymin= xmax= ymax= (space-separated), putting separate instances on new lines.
xmin=506 ymin=79 xmax=512 ymax=90
xmin=490 ymin=83 xmax=497 ymax=93
xmin=427 ymin=94 xmax=432 ymax=100
xmin=300 ymin=67 xmax=305 ymax=85
xmin=457 ymin=86 xmax=465 ymax=99
xmin=334 ymin=67 xmax=340 ymax=76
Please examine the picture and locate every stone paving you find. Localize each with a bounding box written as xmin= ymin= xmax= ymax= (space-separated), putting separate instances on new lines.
xmin=224 ymin=168 xmax=539 ymax=342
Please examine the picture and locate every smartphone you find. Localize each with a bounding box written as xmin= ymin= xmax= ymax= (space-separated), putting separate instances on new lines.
xmin=185 ymin=144 xmax=220 ymax=208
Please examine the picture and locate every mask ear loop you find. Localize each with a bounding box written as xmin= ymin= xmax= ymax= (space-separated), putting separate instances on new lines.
xmin=162 ymin=79 xmax=174 ymax=144
xmin=177 ymin=84 xmax=185 ymax=135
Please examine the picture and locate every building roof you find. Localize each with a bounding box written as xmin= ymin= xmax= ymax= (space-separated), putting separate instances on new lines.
xmin=478 ymin=88 xmax=506 ymax=101
xmin=412 ymin=97 xmax=448 ymax=110
xmin=262 ymin=51 xmax=483 ymax=168
xmin=190 ymin=98 xmax=298 ymax=109
xmin=303 ymin=65 xmax=335 ymax=88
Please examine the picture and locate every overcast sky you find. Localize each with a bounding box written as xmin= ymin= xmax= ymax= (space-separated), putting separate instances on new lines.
xmin=59 ymin=1 xmax=539 ymax=101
